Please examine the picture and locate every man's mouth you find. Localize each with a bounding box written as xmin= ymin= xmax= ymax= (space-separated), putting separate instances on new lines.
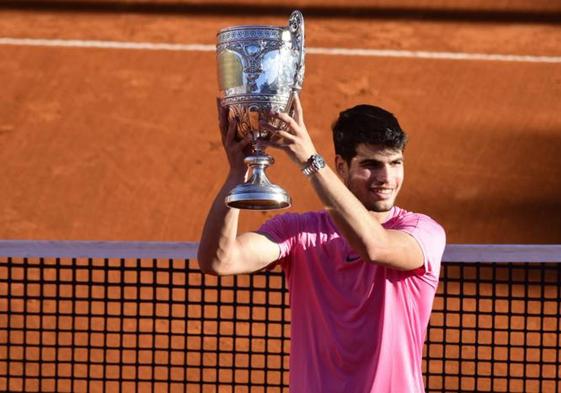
xmin=370 ymin=187 xmax=394 ymax=198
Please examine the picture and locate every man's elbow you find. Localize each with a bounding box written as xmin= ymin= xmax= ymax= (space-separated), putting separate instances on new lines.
xmin=196 ymin=248 xmax=216 ymax=275
xmin=197 ymin=261 xmax=219 ymax=275
xmin=364 ymin=244 xmax=424 ymax=272
xmin=196 ymin=251 xmax=234 ymax=276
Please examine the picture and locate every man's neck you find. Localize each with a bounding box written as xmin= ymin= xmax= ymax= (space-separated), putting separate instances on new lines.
xmin=370 ymin=207 xmax=395 ymax=224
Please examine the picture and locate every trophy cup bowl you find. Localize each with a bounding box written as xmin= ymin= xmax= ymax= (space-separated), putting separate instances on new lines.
xmin=216 ymin=11 xmax=305 ymax=210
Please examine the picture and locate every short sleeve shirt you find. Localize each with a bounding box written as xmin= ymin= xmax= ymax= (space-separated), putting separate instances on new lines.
xmin=258 ymin=206 xmax=446 ymax=393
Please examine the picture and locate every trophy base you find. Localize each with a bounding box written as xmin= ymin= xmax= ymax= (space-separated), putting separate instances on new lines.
xmin=225 ymin=183 xmax=291 ymax=210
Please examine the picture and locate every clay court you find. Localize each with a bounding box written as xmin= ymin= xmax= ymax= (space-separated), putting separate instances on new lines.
xmin=1 ymin=0 xmax=560 ymax=243
xmin=1 ymin=1 xmax=561 ymax=392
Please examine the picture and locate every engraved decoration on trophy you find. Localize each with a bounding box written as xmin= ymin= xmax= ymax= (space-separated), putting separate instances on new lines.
xmin=216 ymin=11 xmax=305 ymax=210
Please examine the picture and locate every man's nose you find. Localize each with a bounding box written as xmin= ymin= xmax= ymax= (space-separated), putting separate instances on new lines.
xmin=373 ymin=165 xmax=390 ymax=183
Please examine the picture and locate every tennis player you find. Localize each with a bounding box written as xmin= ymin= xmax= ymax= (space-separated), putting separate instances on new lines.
xmin=198 ymin=94 xmax=446 ymax=392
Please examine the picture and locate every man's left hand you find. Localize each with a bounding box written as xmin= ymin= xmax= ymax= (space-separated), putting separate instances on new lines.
xmin=261 ymin=93 xmax=318 ymax=168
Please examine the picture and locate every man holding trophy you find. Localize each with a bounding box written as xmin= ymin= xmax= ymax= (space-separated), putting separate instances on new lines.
xmin=198 ymin=11 xmax=446 ymax=393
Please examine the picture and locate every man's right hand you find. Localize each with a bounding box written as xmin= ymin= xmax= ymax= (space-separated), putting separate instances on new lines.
xmin=217 ymin=99 xmax=252 ymax=178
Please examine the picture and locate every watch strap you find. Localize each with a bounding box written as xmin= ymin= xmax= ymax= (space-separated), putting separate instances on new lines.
xmin=302 ymin=154 xmax=325 ymax=176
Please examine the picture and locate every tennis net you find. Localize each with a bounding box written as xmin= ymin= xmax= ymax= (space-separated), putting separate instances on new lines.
xmin=0 ymin=241 xmax=559 ymax=392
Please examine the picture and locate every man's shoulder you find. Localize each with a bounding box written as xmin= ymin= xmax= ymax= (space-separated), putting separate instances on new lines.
xmin=260 ymin=210 xmax=333 ymax=234
xmin=390 ymin=206 xmax=446 ymax=237
xmin=267 ymin=209 xmax=327 ymax=223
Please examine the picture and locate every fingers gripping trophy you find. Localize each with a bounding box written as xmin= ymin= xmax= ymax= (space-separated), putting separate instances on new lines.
xmin=216 ymin=11 xmax=305 ymax=210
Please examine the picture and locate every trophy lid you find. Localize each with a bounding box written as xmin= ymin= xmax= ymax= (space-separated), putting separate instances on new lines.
xmin=217 ymin=24 xmax=283 ymax=35
xmin=216 ymin=10 xmax=303 ymax=41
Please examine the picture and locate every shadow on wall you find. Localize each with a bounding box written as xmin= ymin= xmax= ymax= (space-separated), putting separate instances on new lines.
xmin=429 ymin=129 xmax=561 ymax=243
xmin=1 ymin=0 xmax=561 ymax=24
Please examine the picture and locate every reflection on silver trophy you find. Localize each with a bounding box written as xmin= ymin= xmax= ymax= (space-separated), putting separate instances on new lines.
xmin=216 ymin=11 xmax=305 ymax=210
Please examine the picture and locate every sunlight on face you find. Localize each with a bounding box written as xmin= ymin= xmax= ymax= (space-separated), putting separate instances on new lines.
xmin=340 ymin=144 xmax=405 ymax=212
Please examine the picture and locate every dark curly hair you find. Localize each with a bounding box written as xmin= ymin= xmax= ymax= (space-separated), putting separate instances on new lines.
xmin=332 ymin=104 xmax=407 ymax=163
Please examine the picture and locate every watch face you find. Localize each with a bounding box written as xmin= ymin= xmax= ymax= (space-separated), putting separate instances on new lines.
xmin=303 ymin=154 xmax=326 ymax=176
xmin=314 ymin=155 xmax=325 ymax=168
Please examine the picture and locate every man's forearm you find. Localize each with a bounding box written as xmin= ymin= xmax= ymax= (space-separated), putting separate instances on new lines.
xmin=307 ymin=166 xmax=388 ymax=261
xmin=306 ymin=165 xmax=423 ymax=271
xmin=197 ymin=172 xmax=244 ymax=273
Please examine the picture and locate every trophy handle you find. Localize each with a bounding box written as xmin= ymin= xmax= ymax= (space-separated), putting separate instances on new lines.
xmin=289 ymin=10 xmax=305 ymax=91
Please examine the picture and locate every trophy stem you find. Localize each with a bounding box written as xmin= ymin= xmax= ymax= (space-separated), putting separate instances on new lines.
xmin=246 ymin=154 xmax=272 ymax=186
xmin=225 ymin=153 xmax=291 ymax=210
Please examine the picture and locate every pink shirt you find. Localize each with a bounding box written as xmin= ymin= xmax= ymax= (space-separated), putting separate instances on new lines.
xmin=258 ymin=206 xmax=446 ymax=393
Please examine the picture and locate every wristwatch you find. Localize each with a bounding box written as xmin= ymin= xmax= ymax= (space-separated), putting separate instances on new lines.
xmin=302 ymin=154 xmax=326 ymax=177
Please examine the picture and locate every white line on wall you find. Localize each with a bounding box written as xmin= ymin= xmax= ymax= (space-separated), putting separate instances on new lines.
xmin=1 ymin=37 xmax=561 ymax=63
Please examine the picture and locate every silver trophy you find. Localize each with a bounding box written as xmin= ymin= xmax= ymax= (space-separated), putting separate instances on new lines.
xmin=216 ymin=11 xmax=305 ymax=210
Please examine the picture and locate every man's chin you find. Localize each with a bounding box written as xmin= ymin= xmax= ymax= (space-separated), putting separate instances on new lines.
xmin=368 ymin=201 xmax=394 ymax=213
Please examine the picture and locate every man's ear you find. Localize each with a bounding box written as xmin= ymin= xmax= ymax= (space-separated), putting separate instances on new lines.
xmin=334 ymin=155 xmax=349 ymax=179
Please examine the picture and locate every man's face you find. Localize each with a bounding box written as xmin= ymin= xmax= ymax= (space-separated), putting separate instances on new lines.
xmin=336 ymin=143 xmax=404 ymax=212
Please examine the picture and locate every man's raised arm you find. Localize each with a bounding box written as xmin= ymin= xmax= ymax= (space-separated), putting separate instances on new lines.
xmin=264 ymin=95 xmax=425 ymax=271
xmin=197 ymin=103 xmax=281 ymax=276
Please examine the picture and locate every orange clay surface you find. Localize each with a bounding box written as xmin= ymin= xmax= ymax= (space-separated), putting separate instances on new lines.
xmin=1 ymin=3 xmax=561 ymax=244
